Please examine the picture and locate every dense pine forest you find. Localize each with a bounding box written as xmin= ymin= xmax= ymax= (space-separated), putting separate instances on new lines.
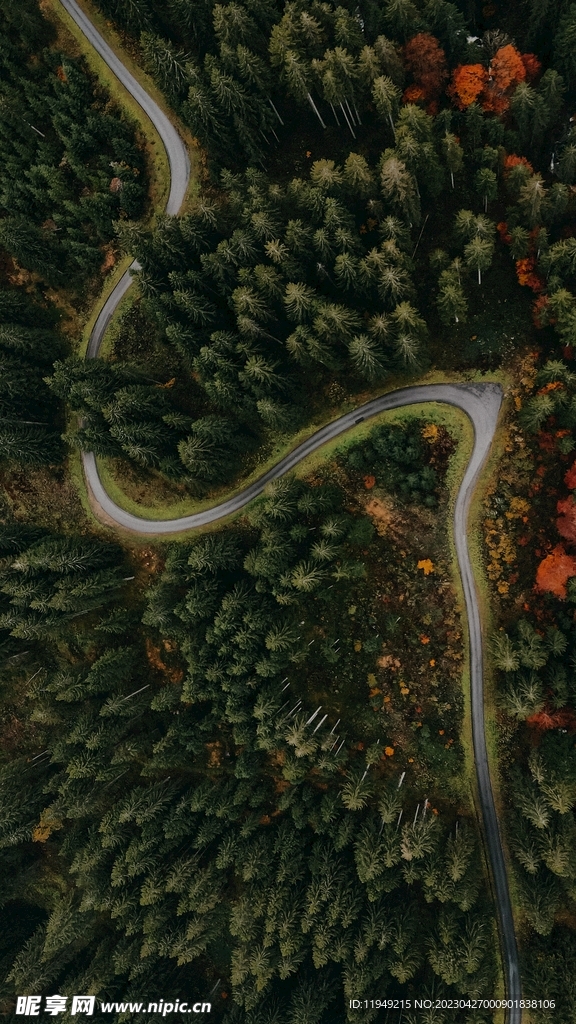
xmin=1 ymin=444 xmax=497 ymax=1021
xmin=0 ymin=0 xmax=147 ymax=474
xmin=44 ymin=0 xmax=576 ymax=498
xmin=0 ymin=16 xmax=147 ymax=283
xmin=3 ymin=0 xmax=576 ymax=1020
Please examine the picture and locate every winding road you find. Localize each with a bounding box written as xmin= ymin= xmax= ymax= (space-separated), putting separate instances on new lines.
xmin=59 ymin=0 xmax=521 ymax=1016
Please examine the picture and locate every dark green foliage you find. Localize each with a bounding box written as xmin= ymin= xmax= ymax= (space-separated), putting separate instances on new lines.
xmin=524 ymin=927 xmax=576 ymax=1022
xmin=518 ymin=360 xmax=576 ymax=445
xmin=0 ymin=0 xmax=147 ymax=288
xmin=0 ymin=532 xmax=126 ymax=639
xmin=494 ymin=615 xmax=576 ymax=946
xmin=109 ymin=163 xmax=431 ymax=482
xmin=346 ymin=516 xmax=376 ymax=547
xmin=0 ymin=289 xmax=64 ymax=466
xmin=345 ymin=421 xmax=439 ymax=505
xmin=0 ymin=0 xmax=150 ymax=468
xmin=55 ymin=156 xmax=442 ymax=484
xmin=177 ymin=415 xmax=255 ymax=483
xmin=48 ymin=356 xmax=257 ymax=488
xmin=0 ymin=759 xmax=52 ymax=849
xmin=7 ymin=0 xmax=576 ymax=1011
xmin=57 ymin=0 xmax=576 ymax=495
xmin=92 ymin=25 xmax=576 ymax=485
xmin=91 ymin=0 xmax=471 ymax=172
xmin=554 ymin=3 xmax=576 ymax=89
xmin=0 ymin=479 xmax=494 ymax=1020
xmin=0 ymin=423 xmax=62 ymax=467
xmin=49 ymin=358 xmax=140 ymax=412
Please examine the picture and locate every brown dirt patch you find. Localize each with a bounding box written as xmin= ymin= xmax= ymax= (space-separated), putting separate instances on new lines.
xmin=145 ymin=638 xmax=184 ymax=683
xmin=365 ymin=496 xmax=406 ymax=539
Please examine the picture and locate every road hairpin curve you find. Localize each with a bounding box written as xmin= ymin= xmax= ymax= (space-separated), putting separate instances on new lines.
xmin=59 ymin=1 xmax=521 ymax=1015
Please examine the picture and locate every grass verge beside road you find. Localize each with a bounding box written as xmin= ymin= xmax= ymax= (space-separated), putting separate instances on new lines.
xmin=44 ymin=0 xmax=200 ymax=353
xmin=70 ymin=0 xmax=200 ymax=208
xmin=77 ymin=254 xmax=133 ymax=357
xmin=89 ymin=369 xmax=502 ymax=523
xmin=45 ymin=0 xmax=171 ymax=213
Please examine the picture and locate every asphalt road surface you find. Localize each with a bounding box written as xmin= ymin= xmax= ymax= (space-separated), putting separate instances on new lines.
xmin=59 ymin=1 xmax=521 ymax=1016
xmin=58 ymin=0 xmax=190 ymax=358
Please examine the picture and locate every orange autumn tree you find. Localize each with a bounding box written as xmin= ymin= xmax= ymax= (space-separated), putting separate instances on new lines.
xmin=503 ymin=153 xmax=534 ymax=177
xmin=515 ymin=257 xmax=544 ymax=292
xmin=447 ymin=64 xmax=487 ymax=109
xmin=557 ymin=495 xmax=576 ymax=543
xmin=491 ymin=44 xmax=526 ymax=91
xmin=403 ymin=33 xmax=448 ymax=109
xmin=482 ymin=44 xmax=526 ymax=113
xmin=448 ymin=46 xmax=531 ymax=114
xmin=526 ymin=707 xmax=576 ymax=731
xmin=532 ymin=293 xmax=549 ymax=329
xmin=535 ymin=544 xmax=576 ymax=598
xmin=403 ymin=84 xmax=426 ymax=104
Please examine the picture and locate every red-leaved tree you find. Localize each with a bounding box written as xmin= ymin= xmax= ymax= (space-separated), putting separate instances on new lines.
xmin=557 ymin=495 xmax=576 ymax=543
xmin=565 ymin=460 xmax=576 ymax=489
xmin=526 ymin=707 xmax=576 ymax=731
xmin=521 ymin=53 xmax=542 ymax=81
xmin=403 ymin=33 xmax=448 ymax=106
xmin=535 ymin=544 xmax=576 ymax=598
xmin=503 ymin=153 xmax=534 ymax=176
